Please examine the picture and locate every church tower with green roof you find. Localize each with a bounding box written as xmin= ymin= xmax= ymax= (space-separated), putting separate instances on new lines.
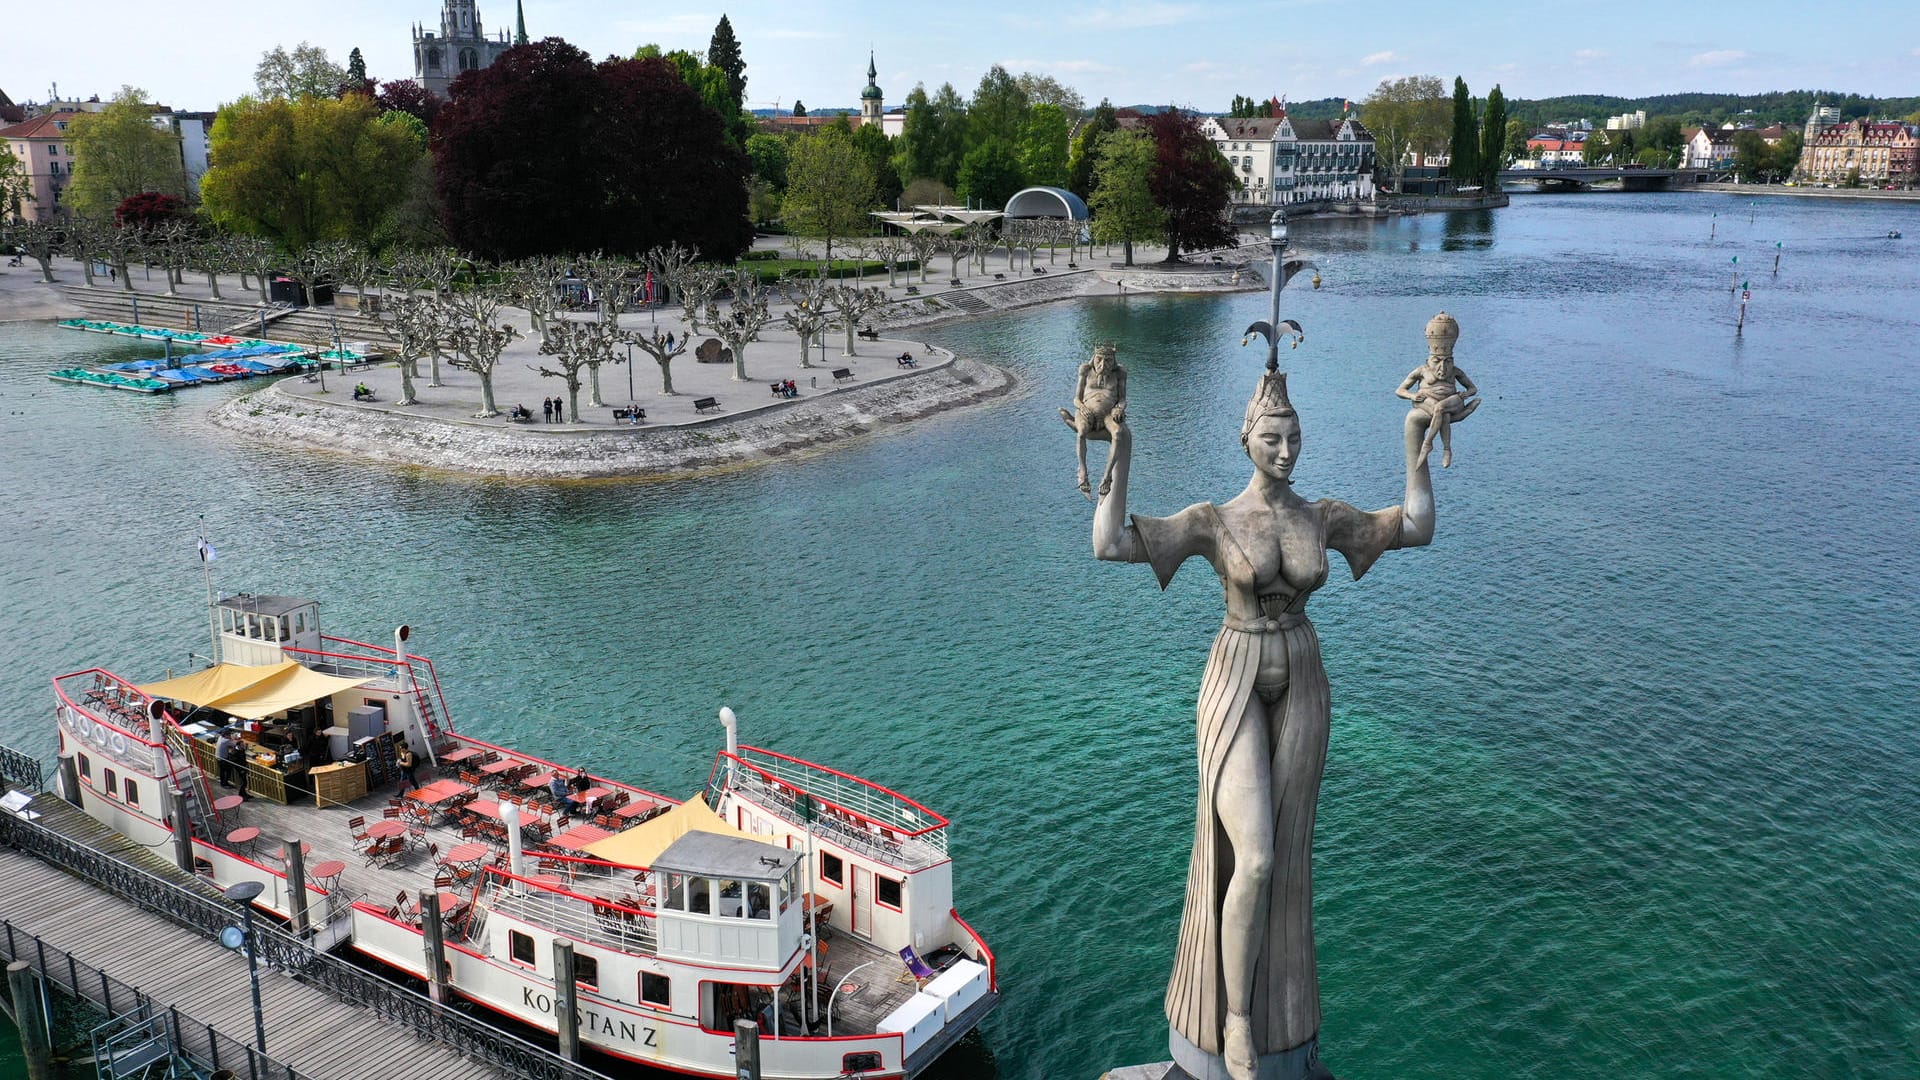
xmin=860 ymin=52 xmax=883 ymax=126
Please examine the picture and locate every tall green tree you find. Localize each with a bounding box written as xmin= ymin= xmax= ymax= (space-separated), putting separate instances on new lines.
xmin=346 ymin=48 xmax=367 ymax=84
xmin=898 ymin=82 xmax=968 ymax=188
xmin=1018 ymin=103 xmax=1070 ymax=188
xmin=745 ymin=132 xmax=790 ymax=189
xmin=1015 ymin=72 xmax=1084 ymax=114
xmin=707 ymin=15 xmax=747 ymax=111
xmin=1088 ymin=131 xmax=1160 ymax=266
xmin=1477 ymin=85 xmax=1507 ymax=188
xmin=783 ymin=127 xmax=876 ymax=259
xmin=956 ymin=138 xmax=1024 ymax=209
xmin=64 ymin=86 xmax=187 ymax=217
xmin=254 ymin=42 xmax=346 ymax=100
xmin=1362 ymin=75 xmax=1448 ymax=186
xmin=851 ymin=122 xmax=903 ymax=208
xmin=201 ymin=93 xmax=423 ymax=248
xmin=1448 ymin=77 xmax=1479 ymax=184
xmin=1067 ymin=100 xmax=1119 ymax=198
xmin=969 ymin=66 xmax=1030 ymax=149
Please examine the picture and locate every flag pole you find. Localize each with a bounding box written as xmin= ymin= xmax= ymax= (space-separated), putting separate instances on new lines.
xmin=197 ymin=519 xmax=219 ymax=664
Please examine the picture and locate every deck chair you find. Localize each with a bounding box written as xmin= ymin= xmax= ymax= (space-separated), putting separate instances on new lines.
xmin=898 ymin=945 xmax=936 ymax=986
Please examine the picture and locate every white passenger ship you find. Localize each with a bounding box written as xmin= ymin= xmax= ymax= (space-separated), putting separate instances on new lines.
xmin=49 ymin=591 xmax=998 ymax=1078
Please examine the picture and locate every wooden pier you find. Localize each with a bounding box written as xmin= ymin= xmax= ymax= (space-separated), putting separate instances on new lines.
xmin=0 ymin=788 xmax=606 ymax=1080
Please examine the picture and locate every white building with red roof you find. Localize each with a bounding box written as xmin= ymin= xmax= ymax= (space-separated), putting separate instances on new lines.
xmin=1 ymin=111 xmax=82 ymax=222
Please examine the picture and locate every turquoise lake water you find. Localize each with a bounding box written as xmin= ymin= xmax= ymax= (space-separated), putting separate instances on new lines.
xmin=2 ymin=191 xmax=1918 ymax=1078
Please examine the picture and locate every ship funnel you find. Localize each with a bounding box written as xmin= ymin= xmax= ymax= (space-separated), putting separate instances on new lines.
xmin=718 ymin=706 xmax=739 ymax=787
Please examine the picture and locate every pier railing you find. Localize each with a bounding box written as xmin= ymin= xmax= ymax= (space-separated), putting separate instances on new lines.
xmin=0 ymin=802 xmax=614 ymax=1080
xmin=0 ymin=743 xmax=42 ymax=793
xmin=2 ymin=918 xmax=311 ymax=1080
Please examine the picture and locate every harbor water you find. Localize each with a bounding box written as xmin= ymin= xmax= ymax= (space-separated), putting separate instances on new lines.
xmin=1 ymin=191 xmax=1917 ymax=1078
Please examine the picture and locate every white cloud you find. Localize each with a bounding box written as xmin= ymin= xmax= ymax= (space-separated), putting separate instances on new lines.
xmin=764 ymin=28 xmax=839 ymax=41
xmin=1689 ymin=50 xmax=1751 ymax=68
xmin=1183 ymin=61 xmax=1223 ymax=73
xmin=999 ymin=58 xmax=1121 ymax=75
xmin=613 ymin=13 xmax=718 ymax=40
xmin=1574 ymin=48 xmax=1606 ymax=60
xmin=1361 ymin=51 xmax=1403 ymax=66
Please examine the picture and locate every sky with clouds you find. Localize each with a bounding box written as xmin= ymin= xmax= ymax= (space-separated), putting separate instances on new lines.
xmin=5 ymin=0 xmax=1914 ymax=113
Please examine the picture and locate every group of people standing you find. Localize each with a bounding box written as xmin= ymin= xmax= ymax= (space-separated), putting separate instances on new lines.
xmin=213 ymin=728 xmax=250 ymax=799
xmin=540 ymin=397 xmax=567 ymax=423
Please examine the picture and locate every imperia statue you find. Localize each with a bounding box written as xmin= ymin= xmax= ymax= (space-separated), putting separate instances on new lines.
xmin=1088 ymin=312 xmax=1475 ymax=1080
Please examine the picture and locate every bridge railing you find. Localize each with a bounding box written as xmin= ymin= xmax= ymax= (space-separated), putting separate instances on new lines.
xmin=0 ymin=796 xmax=615 ymax=1080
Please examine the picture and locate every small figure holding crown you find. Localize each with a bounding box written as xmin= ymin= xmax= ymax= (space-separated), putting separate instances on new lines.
xmin=1395 ymin=311 xmax=1480 ymax=468
xmin=1060 ymin=343 xmax=1128 ymax=500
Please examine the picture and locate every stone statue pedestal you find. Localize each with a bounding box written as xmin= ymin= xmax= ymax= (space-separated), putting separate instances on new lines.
xmin=1102 ymin=1032 xmax=1335 ymax=1080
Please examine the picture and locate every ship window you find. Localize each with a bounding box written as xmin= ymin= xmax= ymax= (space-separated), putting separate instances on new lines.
xmin=717 ymin=879 xmax=743 ymax=918
xmin=876 ymin=875 xmax=902 ymax=910
xmin=509 ymin=930 xmax=536 ymax=966
xmin=78 ymin=754 xmax=91 ymax=779
xmin=688 ymin=876 xmax=711 ymax=914
xmin=278 ymin=616 xmax=291 ymax=641
xmin=104 ymin=767 xmax=118 ymax=795
xmin=664 ymin=872 xmax=686 ymax=910
xmin=843 ymin=1051 xmax=883 ymax=1073
xmin=640 ymin=971 xmax=671 ymax=1007
xmin=221 ymin=609 xmax=234 ymax=633
xmin=124 ymin=778 xmax=139 ymax=806
xmin=820 ymin=852 xmax=843 ymax=886
xmin=574 ymin=953 xmax=598 ymax=989
xmin=747 ymin=882 xmax=771 ymax=919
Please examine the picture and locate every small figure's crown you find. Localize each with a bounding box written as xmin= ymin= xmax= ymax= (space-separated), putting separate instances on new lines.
xmin=1093 ymin=343 xmax=1117 ymax=361
xmin=1425 ymin=311 xmax=1460 ymax=348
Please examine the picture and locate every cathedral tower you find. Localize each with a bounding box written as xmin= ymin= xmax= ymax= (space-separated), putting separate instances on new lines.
xmin=860 ymin=52 xmax=883 ymax=126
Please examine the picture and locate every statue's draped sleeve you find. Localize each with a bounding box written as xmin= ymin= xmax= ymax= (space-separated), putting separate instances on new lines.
xmin=1322 ymin=499 xmax=1403 ymax=580
xmin=1129 ymin=503 xmax=1220 ymax=591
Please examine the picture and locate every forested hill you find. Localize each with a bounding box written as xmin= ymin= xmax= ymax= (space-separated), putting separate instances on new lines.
xmin=1504 ymin=90 xmax=1920 ymax=128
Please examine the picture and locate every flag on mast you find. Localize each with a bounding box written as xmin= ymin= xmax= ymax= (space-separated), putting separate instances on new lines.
xmin=197 ymin=538 xmax=217 ymax=562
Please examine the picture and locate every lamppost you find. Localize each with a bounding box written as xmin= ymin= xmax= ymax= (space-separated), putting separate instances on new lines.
xmin=221 ymin=880 xmax=268 ymax=1055
xmin=626 ymin=342 xmax=635 ymax=404
xmin=1241 ymin=209 xmax=1314 ymax=369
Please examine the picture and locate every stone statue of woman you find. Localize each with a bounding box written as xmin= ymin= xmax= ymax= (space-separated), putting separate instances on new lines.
xmin=1091 ymin=344 xmax=1442 ymax=1080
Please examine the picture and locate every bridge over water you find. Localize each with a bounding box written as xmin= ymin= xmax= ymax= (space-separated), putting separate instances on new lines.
xmin=1499 ymin=168 xmax=1705 ymax=192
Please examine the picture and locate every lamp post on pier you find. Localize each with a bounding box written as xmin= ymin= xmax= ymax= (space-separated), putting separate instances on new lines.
xmin=221 ymin=880 xmax=268 ymax=1055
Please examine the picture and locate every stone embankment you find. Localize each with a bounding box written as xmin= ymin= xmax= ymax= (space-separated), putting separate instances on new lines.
xmin=1692 ymin=182 xmax=1920 ymax=203
xmin=209 ymin=355 xmax=1014 ymax=479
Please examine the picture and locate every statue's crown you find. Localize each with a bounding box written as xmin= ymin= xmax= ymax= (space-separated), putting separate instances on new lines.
xmin=1425 ymin=311 xmax=1460 ymax=348
xmin=1240 ymin=372 xmax=1294 ymax=443
xmin=1093 ymin=343 xmax=1117 ymax=362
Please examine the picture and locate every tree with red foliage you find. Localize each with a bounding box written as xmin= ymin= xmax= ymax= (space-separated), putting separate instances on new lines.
xmin=1146 ymin=110 xmax=1237 ymax=261
xmin=114 ymin=192 xmax=185 ymax=232
xmin=377 ymin=79 xmax=443 ymax=127
xmin=433 ymin=39 xmax=750 ymax=260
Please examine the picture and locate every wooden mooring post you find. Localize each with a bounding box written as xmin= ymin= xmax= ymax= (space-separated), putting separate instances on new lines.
xmin=552 ymin=939 xmax=580 ymax=1062
xmin=6 ymin=961 xmax=55 ymax=1080
xmin=419 ymin=890 xmax=449 ymax=1004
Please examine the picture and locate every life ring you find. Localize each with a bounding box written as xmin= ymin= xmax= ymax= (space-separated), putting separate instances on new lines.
xmin=109 ymin=731 xmax=128 ymax=757
xmin=89 ymin=720 xmax=105 ymax=746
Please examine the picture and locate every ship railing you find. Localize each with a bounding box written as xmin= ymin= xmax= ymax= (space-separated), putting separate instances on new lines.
xmin=53 ymin=669 xmax=159 ymax=745
xmin=0 ymin=798 xmax=615 ymax=1080
xmin=717 ymin=747 xmax=948 ymax=856
xmin=316 ymin=634 xmax=457 ymax=736
xmin=282 ymin=644 xmax=404 ymax=684
xmin=477 ymin=866 xmax=658 ymax=956
xmin=726 ymin=767 xmax=947 ymax=870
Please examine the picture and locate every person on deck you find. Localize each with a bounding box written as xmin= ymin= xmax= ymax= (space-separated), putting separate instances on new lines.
xmin=396 ymin=743 xmax=419 ymax=788
xmin=214 ymin=729 xmax=235 ymax=787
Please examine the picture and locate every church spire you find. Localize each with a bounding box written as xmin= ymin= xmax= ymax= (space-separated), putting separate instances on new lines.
xmin=514 ymin=0 xmax=528 ymax=45
xmin=867 ymin=50 xmax=877 ymax=84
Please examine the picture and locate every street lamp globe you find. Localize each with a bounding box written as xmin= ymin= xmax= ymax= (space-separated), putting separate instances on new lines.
xmin=1270 ymin=210 xmax=1288 ymax=245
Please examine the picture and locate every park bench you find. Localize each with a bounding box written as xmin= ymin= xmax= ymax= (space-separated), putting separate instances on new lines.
xmin=993 ymin=273 xmax=1005 ymax=280
xmin=1033 ymin=265 xmax=1047 ymax=274
xmin=904 ymin=285 xmax=920 ymax=295
xmin=831 ymin=368 xmax=855 ymax=384
xmin=857 ymin=327 xmax=881 ymax=341
xmin=611 ymin=406 xmax=645 ymax=422
xmin=949 ymin=279 xmax=964 ymax=287
xmin=768 ymin=382 xmax=797 ymax=399
xmin=692 ymin=396 xmax=721 ymax=414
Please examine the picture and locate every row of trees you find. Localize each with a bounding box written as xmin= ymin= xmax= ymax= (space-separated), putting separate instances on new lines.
xmin=1362 ymin=75 xmax=1510 ymax=191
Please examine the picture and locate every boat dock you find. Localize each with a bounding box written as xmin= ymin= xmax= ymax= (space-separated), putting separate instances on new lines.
xmin=47 ymin=318 xmax=381 ymax=395
xmin=0 ymin=777 xmax=608 ymax=1080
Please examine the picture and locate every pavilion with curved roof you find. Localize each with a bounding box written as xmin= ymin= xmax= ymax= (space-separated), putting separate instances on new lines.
xmin=1002 ymin=186 xmax=1090 ymax=221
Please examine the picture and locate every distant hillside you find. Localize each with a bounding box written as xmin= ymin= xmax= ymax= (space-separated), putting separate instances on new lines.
xmin=1507 ymin=90 xmax=1920 ymax=128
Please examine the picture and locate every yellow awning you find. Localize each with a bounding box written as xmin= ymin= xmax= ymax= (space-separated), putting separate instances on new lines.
xmin=140 ymin=662 xmax=295 ymax=708
xmin=583 ymin=793 xmax=776 ymax=868
xmin=139 ymin=661 xmax=374 ymax=720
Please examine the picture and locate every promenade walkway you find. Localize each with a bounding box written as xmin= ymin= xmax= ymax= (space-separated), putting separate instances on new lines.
xmin=0 ymin=788 xmax=599 ymax=1080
